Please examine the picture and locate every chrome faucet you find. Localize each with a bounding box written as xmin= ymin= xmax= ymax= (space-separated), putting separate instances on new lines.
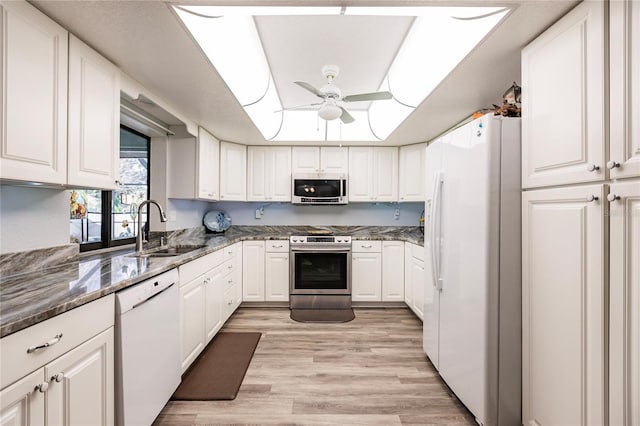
xmin=135 ymin=199 xmax=168 ymax=254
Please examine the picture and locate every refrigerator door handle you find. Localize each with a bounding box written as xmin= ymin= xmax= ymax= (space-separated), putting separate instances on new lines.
xmin=429 ymin=171 xmax=444 ymax=291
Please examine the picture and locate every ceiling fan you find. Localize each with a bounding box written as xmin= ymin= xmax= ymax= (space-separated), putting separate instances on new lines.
xmin=282 ymin=65 xmax=393 ymax=123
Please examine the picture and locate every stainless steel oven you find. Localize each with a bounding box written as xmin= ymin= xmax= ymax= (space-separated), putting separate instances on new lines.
xmin=289 ymin=235 xmax=351 ymax=309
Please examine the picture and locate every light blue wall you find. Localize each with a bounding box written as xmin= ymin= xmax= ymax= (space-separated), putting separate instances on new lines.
xmin=0 ymin=185 xmax=69 ymax=254
xmin=210 ymin=201 xmax=424 ymax=226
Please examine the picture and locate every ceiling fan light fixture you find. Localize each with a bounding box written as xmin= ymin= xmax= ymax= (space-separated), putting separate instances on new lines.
xmin=318 ymin=101 xmax=342 ymax=121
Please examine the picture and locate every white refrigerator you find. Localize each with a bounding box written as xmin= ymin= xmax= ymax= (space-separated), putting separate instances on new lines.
xmin=423 ymin=115 xmax=521 ymax=426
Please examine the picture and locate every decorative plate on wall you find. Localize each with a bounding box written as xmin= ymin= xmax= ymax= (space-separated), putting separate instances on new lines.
xmin=203 ymin=210 xmax=231 ymax=233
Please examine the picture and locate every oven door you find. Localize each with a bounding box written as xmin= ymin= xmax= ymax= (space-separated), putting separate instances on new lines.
xmin=290 ymin=249 xmax=351 ymax=295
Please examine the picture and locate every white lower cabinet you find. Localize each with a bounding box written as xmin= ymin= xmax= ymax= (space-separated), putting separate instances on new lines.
xmin=522 ymin=184 xmax=605 ymax=426
xmin=352 ymin=241 xmax=383 ymax=302
xmin=265 ymin=252 xmax=289 ymax=302
xmin=410 ymin=257 xmax=425 ymax=320
xmin=609 ymin=179 xmax=640 ymax=425
xmin=242 ymin=241 xmax=265 ymax=302
xmin=178 ymin=247 xmax=241 ymax=373
xmin=403 ymin=242 xmax=425 ymax=320
xmin=404 ymin=244 xmax=413 ymax=307
xmin=204 ymin=265 xmax=224 ymax=343
xmin=382 ymin=241 xmax=404 ymax=302
xmin=179 ymin=276 xmax=206 ymax=372
xmin=0 ymin=295 xmax=114 ymax=426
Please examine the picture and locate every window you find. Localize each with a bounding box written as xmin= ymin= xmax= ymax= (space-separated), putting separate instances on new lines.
xmin=70 ymin=126 xmax=150 ymax=251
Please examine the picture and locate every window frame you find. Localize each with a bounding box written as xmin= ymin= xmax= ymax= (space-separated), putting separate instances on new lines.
xmin=78 ymin=125 xmax=150 ymax=252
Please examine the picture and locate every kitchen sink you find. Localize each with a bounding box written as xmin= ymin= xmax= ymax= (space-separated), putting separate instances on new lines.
xmin=128 ymin=245 xmax=206 ymax=258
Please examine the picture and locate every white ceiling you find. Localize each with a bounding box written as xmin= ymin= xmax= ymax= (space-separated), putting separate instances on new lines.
xmin=256 ymin=14 xmax=414 ymax=110
xmin=31 ymin=0 xmax=579 ymax=146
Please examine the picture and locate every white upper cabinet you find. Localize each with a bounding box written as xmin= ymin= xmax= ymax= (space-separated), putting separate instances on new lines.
xmin=67 ymin=35 xmax=120 ymax=189
xmin=292 ymin=146 xmax=348 ymax=174
xmin=349 ymin=147 xmax=398 ymax=202
xmin=609 ymin=0 xmax=640 ymax=179
xmin=220 ymin=141 xmax=247 ymax=201
xmin=521 ymin=0 xmax=605 ymax=189
xmin=247 ymin=146 xmax=291 ymax=202
xmin=0 ymin=0 xmax=68 ymax=185
xmin=168 ymin=127 xmax=219 ymax=201
xmin=399 ymin=143 xmax=426 ymax=202
xmin=197 ymin=128 xmax=220 ymax=200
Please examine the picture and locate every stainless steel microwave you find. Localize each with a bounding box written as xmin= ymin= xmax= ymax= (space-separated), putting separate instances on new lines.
xmin=292 ymin=174 xmax=348 ymax=205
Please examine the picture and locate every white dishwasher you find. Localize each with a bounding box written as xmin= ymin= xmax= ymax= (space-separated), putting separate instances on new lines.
xmin=115 ymin=268 xmax=181 ymax=426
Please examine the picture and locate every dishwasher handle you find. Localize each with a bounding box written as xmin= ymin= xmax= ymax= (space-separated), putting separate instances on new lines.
xmin=131 ymin=282 xmax=176 ymax=311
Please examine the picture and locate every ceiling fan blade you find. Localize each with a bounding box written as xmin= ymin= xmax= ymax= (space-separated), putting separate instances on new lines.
xmin=294 ymin=81 xmax=325 ymax=98
xmin=342 ymin=91 xmax=393 ymax=103
xmin=339 ymin=107 xmax=355 ymax=124
xmin=273 ymin=102 xmax=323 ymax=113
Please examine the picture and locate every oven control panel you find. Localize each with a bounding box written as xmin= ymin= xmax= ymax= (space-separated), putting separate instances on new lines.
xmin=290 ymin=235 xmax=351 ymax=244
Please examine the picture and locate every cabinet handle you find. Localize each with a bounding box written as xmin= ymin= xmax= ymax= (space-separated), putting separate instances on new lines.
xmin=221 ymin=195 xmax=224 ymax=199
xmin=586 ymin=195 xmax=599 ymax=202
xmin=51 ymin=373 xmax=65 ymax=383
xmin=35 ymin=382 xmax=49 ymax=393
xmin=362 ymin=244 xmax=373 ymax=249
xmin=228 ymin=279 xmax=233 ymax=284
xmin=607 ymin=193 xmax=621 ymax=202
xmin=606 ymin=161 xmax=621 ymax=169
xmin=586 ymin=164 xmax=600 ymax=172
xmin=228 ymin=264 xmax=233 ymax=269
xmin=227 ymin=300 xmax=234 ymax=305
xmin=272 ymin=244 xmax=283 ymax=248
xmin=27 ymin=333 xmax=63 ymax=354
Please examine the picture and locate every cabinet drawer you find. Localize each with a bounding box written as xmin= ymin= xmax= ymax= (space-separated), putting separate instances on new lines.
xmin=179 ymin=249 xmax=224 ymax=285
xmin=223 ymin=243 xmax=238 ymax=261
xmin=352 ymin=241 xmax=382 ymax=252
xmin=0 ymin=294 xmax=114 ymax=389
xmin=265 ymin=240 xmax=289 ymax=253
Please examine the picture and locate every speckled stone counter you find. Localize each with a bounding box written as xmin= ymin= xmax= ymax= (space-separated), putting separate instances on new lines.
xmin=0 ymin=225 xmax=423 ymax=338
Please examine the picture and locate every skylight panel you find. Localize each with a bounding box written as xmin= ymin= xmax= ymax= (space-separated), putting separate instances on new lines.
xmin=174 ymin=5 xmax=510 ymax=142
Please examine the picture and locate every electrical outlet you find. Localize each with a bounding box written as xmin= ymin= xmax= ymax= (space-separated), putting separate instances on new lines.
xmin=394 ymin=208 xmax=400 ymax=220
xmin=255 ymin=208 xmax=262 ymax=219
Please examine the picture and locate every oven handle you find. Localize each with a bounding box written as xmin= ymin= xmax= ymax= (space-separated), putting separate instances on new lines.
xmin=290 ymin=248 xmax=352 ymax=253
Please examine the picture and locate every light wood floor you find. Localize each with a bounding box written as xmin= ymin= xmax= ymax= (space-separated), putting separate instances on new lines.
xmin=154 ymin=307 xmax=476 ymax=426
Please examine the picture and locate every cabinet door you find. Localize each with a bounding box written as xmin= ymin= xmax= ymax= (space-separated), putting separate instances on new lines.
xmin=265 ymin=252 xmax=289 ymax=302
xmin=320 ymin=147 xmax=348 ymax=174
xmin=610 ymin=0 xmax=640 ymax=179
xmin=521 ymin=1 xmax=605 ymax=188
xmin=404 ymin=244 xmax=413 ymax=306
xmin=609 ymin=180 xmax=640 ymax=425
xmin=351 ymin=252 xmax=381 ymax=301
xmin=197 ymin=128 xmax=220 ymax=200
xmin=247 ymin=146 xmax=268 ymax=201
xmin=522 ymin=185 xmax=605 ymax=426
xmin=0 ymin=369 xmax=45 ymax=426
xmin=348 ymin=147 xmax=373 ymax=202
xmin=45 ymin=328 xmax=114 ymax=426
xmin=270 ymin=147 xmax=292 ymax=201
xmin=0 ymin=0 xmax=68 ymax=184
xmin=411 ymin=258 xmax=425 ymax=320
xmin=382 ymin=241 xmax=404 ymax=302
xmin=220 ymin=142 xmax=246 ymax=201
xmin=399 ymin=144 xmax=426 ymax=202
xmin=242 ymin=241 xmax=265 ymax=301
xmin=204 ymin=267 xmax=223 ymax=343
xmin=180 ymin=277 xmax=205 ymax=372
xmin=67 ymin=35 xmax=120 ymax=190
xmin=292 ymin=147 xmax=320 ymax=173
xmin=373 ymin=147 xmax=399 ymax=201
xmin=234 ymin=243 xmax=243 ymax=308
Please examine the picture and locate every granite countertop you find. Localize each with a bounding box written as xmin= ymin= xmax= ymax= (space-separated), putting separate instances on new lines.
xmin=0 ymin=226 xmax=423 ymax=338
